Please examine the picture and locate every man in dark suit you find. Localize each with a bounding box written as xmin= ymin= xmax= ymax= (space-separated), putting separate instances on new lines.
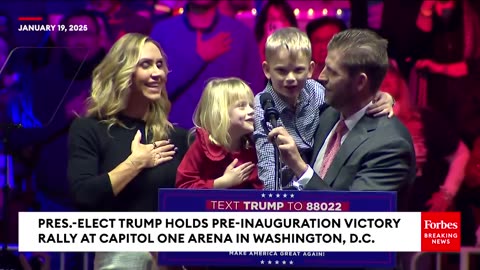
xmin=268 ymin=28 xmax=416 ymax=207
xmin=267 ymin=29 xmax=416 ymax=270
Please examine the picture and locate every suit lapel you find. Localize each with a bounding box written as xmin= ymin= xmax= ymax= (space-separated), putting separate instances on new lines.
xmin=310 ymin=107 xmax=340 ymax=167
xmin=323 ymin=115 xmax=379 ymax=186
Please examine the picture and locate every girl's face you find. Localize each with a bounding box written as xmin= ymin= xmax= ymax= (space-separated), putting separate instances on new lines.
xmin=229 ymin=99 xmax=255 ymax=137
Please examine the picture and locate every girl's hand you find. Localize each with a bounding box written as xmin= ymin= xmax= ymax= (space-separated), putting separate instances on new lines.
xmin=219 ymin=159 xmax=255 ymax=188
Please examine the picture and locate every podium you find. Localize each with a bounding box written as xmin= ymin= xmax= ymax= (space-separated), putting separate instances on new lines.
xmin=157 ymin=189 xmax=398 ymax=268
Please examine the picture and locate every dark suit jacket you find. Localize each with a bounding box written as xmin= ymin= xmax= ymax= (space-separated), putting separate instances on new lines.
xmin=304 ymin=106 xmax=416 ymax=212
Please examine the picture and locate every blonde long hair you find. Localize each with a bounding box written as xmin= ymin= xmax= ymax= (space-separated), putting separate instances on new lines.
xmin=86 ymin=33 xmax=172 ymax=141
xmin=193 ymin=78 xmax=254 ymax=149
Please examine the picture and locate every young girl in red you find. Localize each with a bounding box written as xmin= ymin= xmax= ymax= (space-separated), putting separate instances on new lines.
xmin=176 ymin=77 xmax=263 ymax=189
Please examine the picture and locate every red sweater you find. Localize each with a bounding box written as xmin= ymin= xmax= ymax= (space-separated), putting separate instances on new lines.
xmin=176 ymin=128 xmax=263 ymax=189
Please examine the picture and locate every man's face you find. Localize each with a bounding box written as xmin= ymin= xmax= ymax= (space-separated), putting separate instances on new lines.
xmin=263 ymin=47 xmax=313 ymax=105
xmin=64 ymin=16 xmax=101 ymax=61
xmin=319 ymin=49 xmax=355 ymax=110
xmin=311 ymin=24 xmax=341 ymax=69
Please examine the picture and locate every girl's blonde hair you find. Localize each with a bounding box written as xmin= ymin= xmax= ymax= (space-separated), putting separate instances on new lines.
xmin=193 ymin=77 xmax=254 ymax=149
xmin=86 ymin=33 xmax=172 ymax=142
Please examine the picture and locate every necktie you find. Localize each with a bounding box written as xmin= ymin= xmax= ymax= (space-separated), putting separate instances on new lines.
xmin=318 ymin=119 xmax=348 ymax=179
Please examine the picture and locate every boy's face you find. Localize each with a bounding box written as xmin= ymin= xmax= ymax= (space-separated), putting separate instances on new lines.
xmin=262 ymin=48 xmax=314 ymax=105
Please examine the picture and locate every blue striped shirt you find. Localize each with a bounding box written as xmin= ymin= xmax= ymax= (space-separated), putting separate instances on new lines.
xmin=253 ymin=79 xmax=325 ymax=190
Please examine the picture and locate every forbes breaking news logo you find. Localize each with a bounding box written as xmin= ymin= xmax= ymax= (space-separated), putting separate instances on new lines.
xmin=421 ymin=212 xmax=461 ymax=252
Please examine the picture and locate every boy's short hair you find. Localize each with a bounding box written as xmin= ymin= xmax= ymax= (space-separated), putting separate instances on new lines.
xmin=264 ymin=27 xmax=312 ymax=62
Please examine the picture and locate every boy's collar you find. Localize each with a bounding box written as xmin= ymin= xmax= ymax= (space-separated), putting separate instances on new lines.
xmin=265 ymin=81 xmax=310 ymax=113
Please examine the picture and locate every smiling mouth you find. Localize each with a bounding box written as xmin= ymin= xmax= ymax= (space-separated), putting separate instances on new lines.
xmin=145 ymin=82 xmax=160 ymax=88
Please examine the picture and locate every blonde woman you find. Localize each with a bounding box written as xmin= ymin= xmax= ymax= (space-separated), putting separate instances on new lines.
xmin=67 ymin=33 xmax=189 ymax=269
xmin=176 ymin=78 xmax=263 ymax=190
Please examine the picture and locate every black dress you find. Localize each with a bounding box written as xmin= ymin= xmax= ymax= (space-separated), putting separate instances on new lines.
xmin=67 ymin=114 xmax=189 ymax=212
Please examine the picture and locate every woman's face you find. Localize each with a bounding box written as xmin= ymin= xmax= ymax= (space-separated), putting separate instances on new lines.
xmin=131 ymin=42 xmax=167 ymax=102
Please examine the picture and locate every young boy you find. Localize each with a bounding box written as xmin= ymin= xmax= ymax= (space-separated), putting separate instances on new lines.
xmin=254 ymin=27 xmax=393 ymax=190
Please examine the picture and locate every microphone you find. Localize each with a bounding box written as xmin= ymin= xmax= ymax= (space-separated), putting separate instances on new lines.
xmin=260 ymin=93 xmax=280 ymax=128
xmin=260 ymin=93 xmax=282 ymax=191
